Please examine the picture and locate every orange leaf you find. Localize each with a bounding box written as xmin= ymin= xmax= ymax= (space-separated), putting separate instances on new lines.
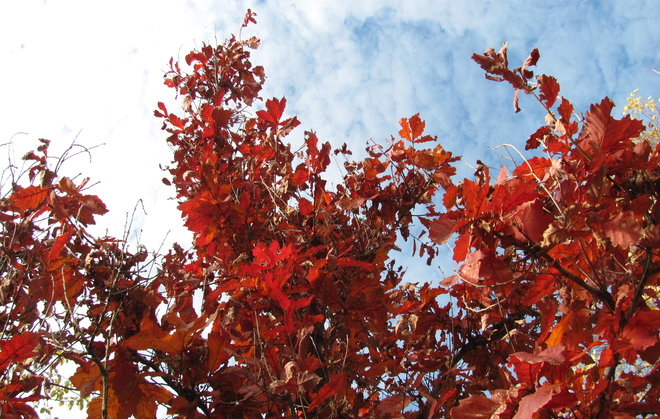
xmin=11 ymin=185 xmax=48 ymax=212
xmin=545 ymin=312 xmax=574 ymax=347
xmin=399 ymin=117 xmax=412 ymax=141
xmin=399 ymin=113 xmax=426 ymax=142
xmin=70 ymin=363 xmax=101 ymax=398
xmin=409 ymin=113 xmax=425 ymax=140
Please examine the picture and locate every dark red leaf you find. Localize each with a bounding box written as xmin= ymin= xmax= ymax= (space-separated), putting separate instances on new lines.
xmin=521 ymin=48 xmax=540 ymax=71
xmin=307 ymin=372 xmax=347 ymax=412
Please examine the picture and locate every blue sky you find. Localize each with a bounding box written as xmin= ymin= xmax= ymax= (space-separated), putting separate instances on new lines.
xmin=1 ymin=1 xmax=658 ymax=416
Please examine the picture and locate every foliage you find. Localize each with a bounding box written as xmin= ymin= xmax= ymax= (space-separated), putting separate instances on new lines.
xmin=1 ymin=12 xmax=658 ymax=418
xmin=623 ymin=89 xmax=659 ymax=147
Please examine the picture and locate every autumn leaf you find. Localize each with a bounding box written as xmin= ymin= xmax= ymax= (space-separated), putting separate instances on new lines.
xmin=70 ymin=363 xmax=101 ymax=398
xmin=544 ymin=312 xmax=573 ymax=347
xmin=123 ymin=318 xmax=185 ymax=354
xmin=0 ymin=333 xmax=40 ymax=370
xmin=538 ymin=75 xmax=560 ymax=108
xmin=621 ymin=310 xmax=660 ymax=351
xmin=513 ymin=383 xmax=576 ymax=419
xmin=376 ymin=394 xmax=412 ymax=416
xmin=557 ymin=98 xmax=573 ymax=122
xmin=257 ymin=97 xmax=287 ymax=125
xmin=583 ymin=97 xmax=644 ymax=154
xmin=298 ymin=197 xmax=314 ymax=215
xmin=525 ymin=125 xmax=552 ymax=150
xmin=513 ymin=199 xmax=553 ymax=243
xmin=603 ymin=211 xmax=643 ymax=248
xmin=307 ymin=372 xmax=347 ymax=412
xmin=212 ymin=106 xmax=234 ymax=128
xmin=520 ymin=48 xmax=540 ymax=73
xmin=11 ymin=185 xmax=48 ymax=212
xmin=428 ymin=217 xmax=457 ymax=245
xmin=450 ymin=394 xmax=500 ymax=418
xmin=399 ymin=113 xmax=426 ymax=142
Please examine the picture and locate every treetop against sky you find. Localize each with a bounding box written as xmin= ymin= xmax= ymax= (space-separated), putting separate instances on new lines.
xmin=1 ymin=1 xmax=657 ymax=249
xmin=0 ymin=2 xmax=658 ymax=418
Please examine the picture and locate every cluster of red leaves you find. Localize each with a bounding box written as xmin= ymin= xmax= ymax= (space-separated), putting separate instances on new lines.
xmin=0 ymin=13 xmax=657 ymax=419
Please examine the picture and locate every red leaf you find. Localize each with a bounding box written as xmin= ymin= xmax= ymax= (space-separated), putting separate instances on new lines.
xmin=513 ymin=383 xmax=576 ymax=419
xmin=0 ymin=400 xmax=40 ymax=419
xmin=557 ymin=98 xmax=573 ymax=122
xmin=513 ymin=199 xmax=552 ymax=243
xmin=450 ymin=394 xmax=500 ymax=418
xmin=512 ymin=156 xmax=552 ymax=180
xmin=582 ymin=97 xmax=645 ymax=154
xmin=399 ymin=117 xmax=412 ymax=141
xmin=336 ymin=257 xmax=373 ymax=270
xmin=443 ymin=185 xmax=457 ymax=209
xmin=169 ymin=114 xmax=185 ymax=130
xmin=242 ymin=8 xmax=257 ymax=27
xmin=259 ymin=97 xmax=287 ymax=125
xmin=428 ymin=217 xmax=457 ymax=245
xmin=11 ymin=185 xmax=48 ymax=212
xmin=207 ymin=331 xmax=229 ymax=372
xmin=256 ymin=109 xmax=276 ymax=124
xmin=376 ymin=394 xmax=412 ymax=416
xmin=513 ymin=88 xmax=521 ymax=113
xmin=621 ymin=310 xmax=660 ymax=351
xmin=453 ymin=232 xmax=471 ymax=262
xmin=521 ymin=48 xmax=540 ymax=71
xmin=461 ymin=179 xmax=488 ymax=218
xmin=0 ymin=333 xmax=40 ymax=370
xmin=77 ymin=194 xmax=109 ymax=225
xmin=525 ymin=126 xmax=552 ymax=150
xmin=290 ymin=165 xmax=309 ymax=187
xmin=298 ymin=197 xmax=314 ymax=216
xmin=399 ymin=114 xmax=426 ymax=142
xmin=544 ymin=312 xmax=574 ymax=347
xmin=510 ymin=345 xmax=565 ymax=367
xmin=524 ymin=274 xmax=556 ymax=305
xmin=70 ymin=363 xmax=101 ymax=398
xmin=212 ymin=106 xmax=233 ymax=128
xmin=603 ymin=211 xmax=642 ymax=248
xmin=47 ymin=229 xmax=73 ymax=263
xmin=155 ymin=101 xmax=168 ymax=117
xmin=307 ymin=372 xmax=347 ymax=412
xmin=538 ymin=75 xmax=560 ymax=108
xmin=409 ymin=114 xmax=426 ymax=140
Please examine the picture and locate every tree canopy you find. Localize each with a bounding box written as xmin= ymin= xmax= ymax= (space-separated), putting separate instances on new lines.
xmin=1 ymin=12 xmax=658 ymax=418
